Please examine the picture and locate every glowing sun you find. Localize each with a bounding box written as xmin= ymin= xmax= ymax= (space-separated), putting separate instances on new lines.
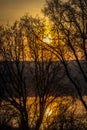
xmin=43 ymin=35 xmax=51 ymax=44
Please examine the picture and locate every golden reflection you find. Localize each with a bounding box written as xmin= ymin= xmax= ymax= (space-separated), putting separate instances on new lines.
xmin=1 ymin=96 xmax=87 ymax=129
xmin=45 ymin=108 xmax=52 ymax=116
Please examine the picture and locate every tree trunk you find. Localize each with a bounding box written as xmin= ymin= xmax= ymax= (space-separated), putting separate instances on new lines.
xmin=35 ymin=115 xmax=43 ymax=130
xmin=20 ymin=110 xmax=29 ymax=130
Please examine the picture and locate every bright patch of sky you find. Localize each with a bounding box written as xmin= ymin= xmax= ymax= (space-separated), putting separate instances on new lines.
xmin=0 ymin=0 xmax=45 ymax=24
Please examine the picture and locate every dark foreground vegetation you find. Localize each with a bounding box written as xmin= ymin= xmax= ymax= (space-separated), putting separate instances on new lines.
xmin=0 ymin=118 xmax=87 ymax=130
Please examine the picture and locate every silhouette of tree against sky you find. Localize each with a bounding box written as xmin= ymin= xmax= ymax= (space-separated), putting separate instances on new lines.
xmin=0 ymin=15 xmax=66 ymax=130
xmin=43 ymin=0 xmax=87 ymax=111
xmin=0 ymin=21 xmax=30 ymax=130
xmin=0 ymin=0 xmax=87 ymax=129
xmin=19 ymin=15 xmax=66 ymax=130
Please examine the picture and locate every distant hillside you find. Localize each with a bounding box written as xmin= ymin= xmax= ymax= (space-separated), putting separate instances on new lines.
xmin=0 ymin=60 xmax=87 ymax=97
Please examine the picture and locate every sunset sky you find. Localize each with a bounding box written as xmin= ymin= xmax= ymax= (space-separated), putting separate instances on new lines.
xmin=0 ymin=0 xmax=45 ymax=24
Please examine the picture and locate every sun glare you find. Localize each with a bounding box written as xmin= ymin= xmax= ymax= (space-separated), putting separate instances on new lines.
xmin=43 ymin=35 xmax=52 ymax=44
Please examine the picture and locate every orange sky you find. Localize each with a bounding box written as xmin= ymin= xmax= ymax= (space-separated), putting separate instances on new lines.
xmin=0 ymin=0 xmax=45 ymax=24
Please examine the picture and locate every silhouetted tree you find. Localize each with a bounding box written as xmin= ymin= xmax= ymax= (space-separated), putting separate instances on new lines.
xmin=20 ymin=15 xmax=65 ymax=130
xmin=0 ymin=21 xmax=29 ymax=130
xmin=0 ymin=15 xmax=66 ymax=130
xmin=43 ymin=0 xmax=87 ymax=111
